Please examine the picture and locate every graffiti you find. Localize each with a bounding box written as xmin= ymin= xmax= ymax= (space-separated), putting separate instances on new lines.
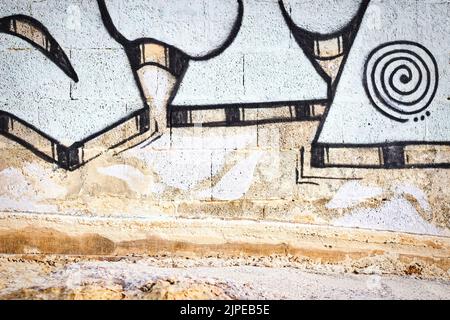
xmin=0 ymin=2 xmax=149 ymax=170
xmin=0 ymin=15 xmax=78 ymax=81
xmin=0 ymin=0 xmax=449 ymax=172
xmin=280 ymin=0 xmax=369 ymax=71
xmin=311 ymin=0 xmax=449 ymax=170
xmin=364 ymin=41 xmax=439 ymax=123
xmin=96 ymin=0 xmax=243 ymax=130
xmin=169 ymin=0 xmax=331 ymax=126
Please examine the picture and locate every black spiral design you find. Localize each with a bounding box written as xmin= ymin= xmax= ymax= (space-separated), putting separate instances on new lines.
xmin=364 ymin=41 xmax=438 ymax=122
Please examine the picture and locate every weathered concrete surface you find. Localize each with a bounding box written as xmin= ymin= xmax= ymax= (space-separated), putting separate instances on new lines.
xmin=0 ymin=1 xmax=449 ymax=299
xmin=0 ymin=213 xmax=449 ymax=280
xmin=0 ymin=255 xmax=449 ymax=300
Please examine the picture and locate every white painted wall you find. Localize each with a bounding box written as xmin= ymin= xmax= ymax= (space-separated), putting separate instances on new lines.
xmin=317 ymin=0 xmax=450 ymax=144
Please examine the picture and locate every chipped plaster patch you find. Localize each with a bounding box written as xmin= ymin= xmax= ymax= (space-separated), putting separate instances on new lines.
xmin=22 ymin=162 xmax=67 ymax=199
xmin=0 ymin=166 xmax=61 ymax=213
xmin=327 ymin=181 xmax=383 ymax=209
xmin=124 ymin=132 xmax=256 ymax=192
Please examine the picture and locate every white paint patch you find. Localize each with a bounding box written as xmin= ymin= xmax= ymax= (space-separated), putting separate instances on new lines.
xmin=198 ymin=152 xmax=262 ymax=201
xmin=332 ymin=198 xmax=449 ymax=237
xmin=22 ymin=162 xmax=67 ymax=199
xmin=129 ymin=150 xmax=211 ymax=191
xmin=394 ymin=184 xmax=431 ymax=212
xmin=125 ymin=132 xmax=255 ymax=192
xmin=327 ymin=181 xmax=383 ymax=209
xmin=0 ymin=197 xmax=58 ymax=213
xmin=97 ymin=165 xmax=164 ymax=195
xmin=172 ymin=0 xmax=328 ymax=107
xmin=0 ymin=167 xmax=59 ymax=213
xmin=103 ymin=0 xmax=240 ymax=57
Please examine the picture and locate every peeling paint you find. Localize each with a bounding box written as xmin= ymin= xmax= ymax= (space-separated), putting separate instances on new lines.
xmin=326 ymin=182 xmax=383 ymax=210
xmin=332 ymin=197 xmax=450 ymax=237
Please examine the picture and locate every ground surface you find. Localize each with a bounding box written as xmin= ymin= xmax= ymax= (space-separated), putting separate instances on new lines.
xmin=0 ymin=255 xmax=449 ymax=300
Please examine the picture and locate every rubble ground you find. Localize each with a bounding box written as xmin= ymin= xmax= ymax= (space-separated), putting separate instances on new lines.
xmin=0 ymin=255 xmax=449 ymax=300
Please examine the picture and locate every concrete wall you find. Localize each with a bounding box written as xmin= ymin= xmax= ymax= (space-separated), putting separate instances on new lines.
xmin=0 ymin=0 xmax=449 ymax=264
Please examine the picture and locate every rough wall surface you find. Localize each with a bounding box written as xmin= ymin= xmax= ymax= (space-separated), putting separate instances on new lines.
xmin=0 ymin=0 xmax=449 ymax=272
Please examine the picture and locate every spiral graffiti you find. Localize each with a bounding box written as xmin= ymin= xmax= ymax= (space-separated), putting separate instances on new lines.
xmin=364 ymin=41 xmax=438 ymax=122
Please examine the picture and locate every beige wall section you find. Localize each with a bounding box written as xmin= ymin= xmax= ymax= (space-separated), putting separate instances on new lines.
xmin=0 ymin=0 xmax=449 ymax=274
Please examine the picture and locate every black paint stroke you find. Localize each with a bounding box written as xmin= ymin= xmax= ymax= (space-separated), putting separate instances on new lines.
xmin=279 ymin=0 xmax=370 ymax=62
xmin=169 ymin=102 xmax=326 ymax=128
xmin=0 ymin=15 xmax=78 ymax=82
xmin=167 ymin=0 xmax=332 ymax=126
xmin=279 ymin=0 xmax=370 ymax=97
xmin=0 ymin=108 xmax=150 ymax=171
xmin=297 ymin=147 xmax=362 ymax=185
xmin=97 ymin=0 xmax=244 ymax=62
xmin=363 ymin=41 xmax=439 ymax=122
xmin=312 ymin=40 xmax=446 ymax=169
xmin=311 ymin=141 xmax=450 ymax=170
xmin=0 ymin=12 xmax=151 ymax=170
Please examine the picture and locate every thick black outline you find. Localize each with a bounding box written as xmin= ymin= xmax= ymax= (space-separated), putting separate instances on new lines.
xmin=167 ymin=0 xmax=334 ymax=125
xmin=311 ymin=141 xmax=450 ymax=170
xmin=0 ymin=15 xmax=78 ymax=82
xmin=0 ymin=109 xmax=150 ymax=170
xmin=312 ymin=39 xmax=447 ymax=169
xmin=296 ymin=147 xmax=362 ymax=185
xmin=279 ymin=0 xmax=370 ymax=69
xmin=169 ymin=101 xmax=327 ymax=127
xmin=97 ymin=0 xmax=244 ymax=62
xmin=0 ymin=12 xmax=151 ymax=170
xmin=279 ymin=0 xmax=370 ymax=59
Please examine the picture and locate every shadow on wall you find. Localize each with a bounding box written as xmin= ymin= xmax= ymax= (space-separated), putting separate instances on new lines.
xmin=0 ymin=0 xmax=448 ymax=171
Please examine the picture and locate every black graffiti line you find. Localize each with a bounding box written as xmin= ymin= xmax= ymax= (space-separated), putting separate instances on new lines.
xmin=0 ymin=15 xmax=78 ymax=82
xmin=310 ymin=0 xmax=371 ymax=150
xmin=388 ymin=63 xmax=420 ymax=96
xmin=96 ymin=0 xmax=244 ymax=62
xmin=377 ymin=55 xmax=428 ymax=110
xmin=311 ymin=142 xmax=450 ymax=170
xmin=365 ymin=42 xmax=439 ymax=119
xmin=297 ymin=147 xmax=362 ymax=184
xmin=170 ymin=99 xmax=329 ymax=111
xmin=278 ymin=0 xmax=332 ymax=90
xmin=279 ymin=0 xmax=370 ymax=62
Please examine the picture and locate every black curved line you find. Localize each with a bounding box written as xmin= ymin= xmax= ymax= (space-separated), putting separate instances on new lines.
xmin=96 ymin=0 xmax=129 ymax=46
xmin=388 ymin=63 xmax=419 ymax=96
xmin=279 ymin=0 xmax=370 ymax=59
xmin=376 ymin=52 xmax=429 ymax=109
xmin=278 ymin=0 xmax=332 ymax=89
xmin=0 ymin=15 xmax=78 ymax=82
xmin=135 ymin=61 xmax=178 ymax=77
xmin=191 ymin=0 xmax=244 ymax=61
xmin=379 ymin=56 xmax=426 ymax=111
xmin=97 ymin=0 xmax=244 ymax=61
xmin=365 ymin=42 xmax=439 ymax=120
xmin=384 ymin=58 xmax=424 ymax=104
xmin=280 ymin=0 xmax=368 ymax=40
